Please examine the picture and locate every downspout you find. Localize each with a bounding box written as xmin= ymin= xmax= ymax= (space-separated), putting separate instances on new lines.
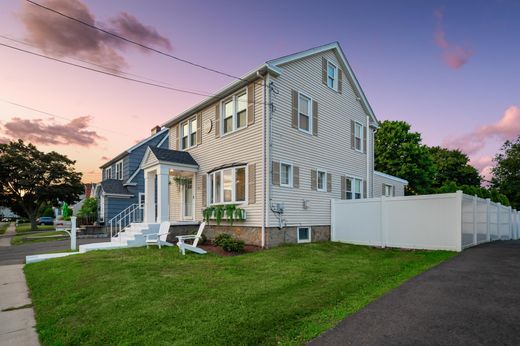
xmin=265 ymin=73 xmax=272 ymax=247
xmin=258 ymin=70 xmax=267 ymax=248
xmin=366 ymin=115 xmax=371 ymax=198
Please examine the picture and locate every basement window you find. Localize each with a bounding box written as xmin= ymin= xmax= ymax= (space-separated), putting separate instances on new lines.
xmin=297 ymin=227 xmax=311 ymax=243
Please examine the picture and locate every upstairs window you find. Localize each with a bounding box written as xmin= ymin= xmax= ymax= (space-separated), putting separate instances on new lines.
xmin=280 ymin=162 xmax=293 ymax=187
xmin=354 ymin=122 xmax=364 ymax=152
xmin=115 ymin=160 xmax=123 ymax=180
xmin=105 ymin=167 xmax=112 ymax=180
xmin=327 ymin=61 xmax=337 ymax=90
xmin=180 ymin=117 xmax=197 ymax=150
xmin=298 ymin=93 xmax=312 ymax=133
xmin=222 ymin=90 xmax=248 ymax=135
xmin=209 ymin=166 xmax=246 ymax=204
xmin=346 ymin=177 xmax=363 ymax=200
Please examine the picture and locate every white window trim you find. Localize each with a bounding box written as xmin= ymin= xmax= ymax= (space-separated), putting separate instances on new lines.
xmin=105 ymin=167 xmax=112 ymax=180
xmin=221 ymin=88 xmax=248 ymax=137
xmin=297 ymin=226 xmax=311 ymax=243
xmin=115 ymin=160 xmax=124 ymax=180
xmin=208 ymin=166 xmax=248 ymax=205
xmin=297 ymin=92 xmax=313 ymax=135
xmin=279 ymin=161 xmax=293 ymax=188
xmin=180 ymin=116 xmax=198 ymax=150
xmin=345 ymin=175 xmax=364 ymax=200
xmin=317 ymin=169 xmax=327 ymax=192
xmin=383 ymin=184 xmax=394 ymax=197
xmin=326 ymin=60 xmax=338 ymax=91
xmin=354 ymin=121 xmax=364 ymax=153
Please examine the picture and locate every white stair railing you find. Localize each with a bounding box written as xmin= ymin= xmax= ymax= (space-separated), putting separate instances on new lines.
xmin=108 ymin=203 xmax=143 ymax=239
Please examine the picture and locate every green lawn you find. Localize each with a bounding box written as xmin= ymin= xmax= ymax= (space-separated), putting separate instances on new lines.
xmin=11 ymin=230 xmax=69 ymax=245
xmin=16 ymin=223 xmax=55 ymax=233
xmin=0 ymin=223 xmax=9 ymax=235
xmin=25 ymin=243 xmax=455 ymax=345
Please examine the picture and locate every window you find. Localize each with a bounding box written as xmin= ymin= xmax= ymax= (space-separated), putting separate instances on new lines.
xmin=383 ymin=184 xmax=393 ymax=197
xmin=327 ymin=61 xmax=337 ymax=90
xmin=346 ymin=177 xmax=363 ymax=200
xmin=180 ymin=117 xmax=197 ymax=150
xmin=222 ymin=90 xmax=248 ymax=135
xmin=280 ymin=162 xmax=293 ymax=187
xmin=115 ymin=160 xmax=123 ymax=180
xmin=209 ymin=166 xmax=247 ymax=204
xmin=354 ymin=122 xmax=364 ymax=152
xmin=317 ymin=170 xmax=327 ymax=192
xmin=105 ymin=167 xmax=112 ymax=180
xmin=297 ymin=227 xmax=311 ymax=243
xmin=298 ymin=93 xmax=311 ymax=133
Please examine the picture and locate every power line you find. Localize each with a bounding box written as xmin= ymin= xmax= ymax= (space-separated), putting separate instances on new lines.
xmin=25 ymin=0 xmax=245 ymax=81
xmin=0 ymin=42 xmax=270 ymax=106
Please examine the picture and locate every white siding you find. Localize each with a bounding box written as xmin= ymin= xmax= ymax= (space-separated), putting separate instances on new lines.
xmin=373 ymin=172 xmax=406 ymax=197
xmin=269 ymin=50 xmax=374 ymax=227
xmin=168 ymin=82 xmax=264 ymax=226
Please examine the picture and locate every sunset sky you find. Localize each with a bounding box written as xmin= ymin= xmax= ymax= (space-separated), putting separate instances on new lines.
xmin=1 ymin=0 xmax=519 ymax=183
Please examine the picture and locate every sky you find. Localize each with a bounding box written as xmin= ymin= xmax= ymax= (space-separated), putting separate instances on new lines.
xmin=0 ymin=0 xmax=519 ymax=183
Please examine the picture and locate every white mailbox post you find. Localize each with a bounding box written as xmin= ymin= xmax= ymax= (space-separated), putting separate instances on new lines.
xmin=70 ymin=216 xmax=77 ymax=251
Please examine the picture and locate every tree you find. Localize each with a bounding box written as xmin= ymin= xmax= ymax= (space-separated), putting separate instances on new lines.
xmin=434 ymin=181 xmax=510 ymax=205
xmin=374 ymin=120 xmax=435 ymax=195
xmin=78 ymin=197 xmax=97 ymax=218
xmin=491 ymin=136 xmax=520 ymax=209
xmin=429 ymin=146 xmax=481 ymax=188
xmin=0 ymin=140 xmax=84 ymax=230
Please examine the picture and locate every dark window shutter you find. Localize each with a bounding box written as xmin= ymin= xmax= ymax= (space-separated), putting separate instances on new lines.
xmin=312 ymin=100 xmax=318 ymax=136
xmin=311 ymin=169 xmax=317 ymax=191
xmin=215 ymin=104 xmax=220 ymax=138
xmin=338 ymin=68 xmax=343 ymax=94
xmin=197 ymin=112 xmax=202 ymax=145
xmin=322 ymin=57 xmax=327 ymax=85
xmin=363 ymin=126 xmax=367 ymax=153
xmin=293 ymin=166 xmax=299 ymax=188
xmin=248 ymin=163 xmax=256 ymax=204
xmin=351 ymin=120 xmax=355 ymax=149
xmin=248 ymin=83 xmax=255 ymax=126
xmin=382 ymin=183 xmax=385 ymax=196
xmin=175 ymin=125 xmax=180 ymax=150
xmin=340 ymin=176 xmax=346 ymax=200
xmin=392 ymin=185 xmax=396 ymax=197
xmin=272 ymin=161 xmax=280 ymax=186
xmin=291 ymin=90 xmax=298 ymax=129
xmin=327 ymin=173 xmax=332 ymax=192
xmin=363 ymin=180 xmax=367 ymax=198
xmin=201 ymin=174 xmax=207 ymax=207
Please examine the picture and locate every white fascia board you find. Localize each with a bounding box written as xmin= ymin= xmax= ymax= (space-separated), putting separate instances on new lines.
xmin=127 ymin=128 xmax=169 ymax=153
xmin=374 ymin=171 xmax=409 ymax=184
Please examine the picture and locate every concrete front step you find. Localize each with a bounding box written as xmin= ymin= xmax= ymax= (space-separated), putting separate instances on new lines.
xmin=80 ymin=223 xmax=160 ymax=253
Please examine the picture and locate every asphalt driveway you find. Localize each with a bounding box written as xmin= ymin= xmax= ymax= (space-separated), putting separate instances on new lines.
xmin=310 ymin=240 xmax=520 ymax=346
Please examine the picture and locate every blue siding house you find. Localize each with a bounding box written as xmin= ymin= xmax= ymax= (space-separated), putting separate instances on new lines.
xmin=94 ymin=126 xmax=169 ymax=224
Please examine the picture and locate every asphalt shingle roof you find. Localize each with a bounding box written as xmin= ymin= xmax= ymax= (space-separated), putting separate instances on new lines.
xmin=149 ymin=147 xmax=198 ymax=166
xmin=100 ymin=179 xmax=132 ymax=195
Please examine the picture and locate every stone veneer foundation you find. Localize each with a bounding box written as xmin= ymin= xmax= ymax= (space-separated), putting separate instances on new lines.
xmin=166 ymin=223 xmax=330 ymax=248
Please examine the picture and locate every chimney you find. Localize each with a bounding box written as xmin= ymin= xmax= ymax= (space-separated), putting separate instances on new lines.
xmin=151 ymin=125 xmax=162 ymax=135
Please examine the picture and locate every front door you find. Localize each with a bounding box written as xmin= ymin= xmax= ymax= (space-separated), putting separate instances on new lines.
xmin=182 ymin=178 xmax=194 ymax=220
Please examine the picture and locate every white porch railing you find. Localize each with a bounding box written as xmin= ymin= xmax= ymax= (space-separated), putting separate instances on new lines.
xmin=108 ymin=203 xmax=144 ymax=239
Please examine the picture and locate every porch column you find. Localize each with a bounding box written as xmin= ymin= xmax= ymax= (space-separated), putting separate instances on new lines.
xmin=156 ymin=166 xmax=170 ymax=222
xmin=144 ymin=170 xmax=156 ymax=223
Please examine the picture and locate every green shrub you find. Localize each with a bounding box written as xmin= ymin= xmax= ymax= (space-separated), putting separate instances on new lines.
xmin=214 ymin=233 xmax=244 ymax=253
xmin=214 ymin=233 xmax=232 ymax=247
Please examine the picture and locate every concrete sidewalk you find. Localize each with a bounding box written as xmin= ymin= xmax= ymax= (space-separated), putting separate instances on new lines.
xmin=0 ymin=264 xmax=39 ymax=345
xmin=310 ymin=240 xmax=520 ymax=345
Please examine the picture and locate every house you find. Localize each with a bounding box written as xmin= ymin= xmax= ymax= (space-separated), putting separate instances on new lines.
xmin=138 ymin=42 xmax=407 ymax=248
xmin=94 ymin=126 xmax=169 ymax=224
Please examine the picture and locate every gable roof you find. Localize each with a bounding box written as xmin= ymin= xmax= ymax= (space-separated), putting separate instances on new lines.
xmin=161 ymin=41 xmax=378 ymax=128
xmin=100 ymin=128 xmax=169 ymax=169
xmin=141 ymin=146 xmax=198 ymax=170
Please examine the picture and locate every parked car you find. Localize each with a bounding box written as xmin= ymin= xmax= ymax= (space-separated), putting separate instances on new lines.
xmin=37 ymin=216 xmax=54 ymax=225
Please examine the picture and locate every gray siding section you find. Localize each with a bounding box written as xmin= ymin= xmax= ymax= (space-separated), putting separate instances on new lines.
xmin=373 ymin=173 xmax=406 ymax=197
xmin=269 ymin=50 xmax=375 ymax=227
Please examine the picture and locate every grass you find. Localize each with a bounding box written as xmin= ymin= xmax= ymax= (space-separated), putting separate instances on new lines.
xmin=15 ymin=223 xmax=55 ymax=233
xmin=11 ymin=230 xmax=68 ymax=246
xmin=0 ymin=223 xmax=10 ymax=235
xmin=25 ymin=242 xmax=456 ymax=345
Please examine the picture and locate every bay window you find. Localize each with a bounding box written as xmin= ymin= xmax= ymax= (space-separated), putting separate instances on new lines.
xmin=209 ymin=166 xmax=247 ymax=204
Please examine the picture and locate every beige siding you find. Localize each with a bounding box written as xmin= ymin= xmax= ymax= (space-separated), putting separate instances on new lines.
xmin=269 ymin=50 xmax=374 ymax=227
xmin=373 ymin=173 xmax=406 ymax=197
xmin=168 ymin=82 xmax=265 ymax=226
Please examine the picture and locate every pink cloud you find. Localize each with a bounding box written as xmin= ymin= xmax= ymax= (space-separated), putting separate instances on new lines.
xmin=470 ymin=156 xmax=494 ymax=182
xmin=443 ymin=105 xmax=520 ymax=156
xmin=433 ymin=8 xmax=474 ymax=69
xmin=1 ymin=116 xmax=105 ymax=146
xmin=19 ymin=0 xmax=172 ymax=71
xmin=100 ymin=156 xmax=110 ymax=160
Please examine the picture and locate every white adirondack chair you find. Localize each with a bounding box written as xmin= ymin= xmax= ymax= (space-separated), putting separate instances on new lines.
xmin=145 ymin=221 xmax=172 ymax=249
xmin=176 ymin=222 xmax=207 ymax=255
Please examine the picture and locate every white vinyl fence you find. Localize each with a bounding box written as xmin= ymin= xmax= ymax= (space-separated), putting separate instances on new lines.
xmin=331 ymin=191 xmax=520 ymax=252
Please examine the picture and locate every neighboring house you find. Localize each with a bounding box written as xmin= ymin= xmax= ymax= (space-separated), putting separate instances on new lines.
xmin=139 ymin=42 xmax=407 ymax=247
xmin=94 ymin=126 xmax=169 ymax=223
